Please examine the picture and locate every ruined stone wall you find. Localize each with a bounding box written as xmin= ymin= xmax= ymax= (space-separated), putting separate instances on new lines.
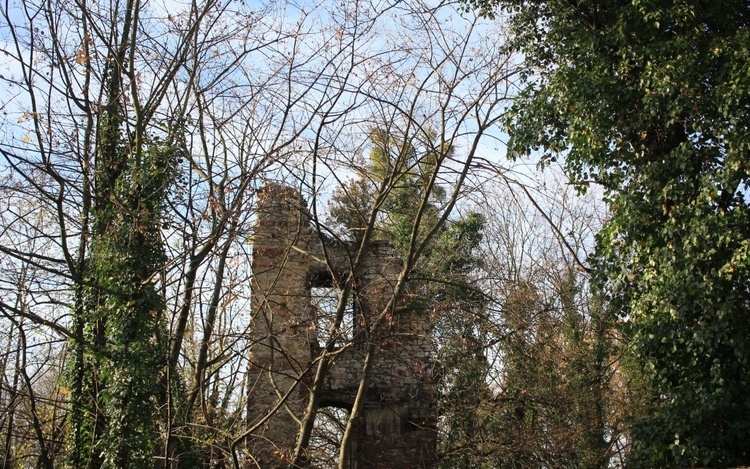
xmin=247 ymin=184 xmax=437 ymax=468
xmin=246 ymin=184 xmax=314 ymax=467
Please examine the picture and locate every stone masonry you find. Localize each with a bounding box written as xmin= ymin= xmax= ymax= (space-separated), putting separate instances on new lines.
xmin=246 ymin=183 xmax=437 ymax=468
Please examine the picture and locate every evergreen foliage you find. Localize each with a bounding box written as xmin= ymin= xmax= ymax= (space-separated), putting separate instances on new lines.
xmin=330 ymin=129 xmax=493 ymax=467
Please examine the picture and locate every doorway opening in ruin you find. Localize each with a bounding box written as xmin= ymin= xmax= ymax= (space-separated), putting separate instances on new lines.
xmin=308 ymin=405 xmax=351 ymax=468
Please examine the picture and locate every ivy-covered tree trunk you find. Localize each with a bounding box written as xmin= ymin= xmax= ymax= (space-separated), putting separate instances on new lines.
xmin=68 ymin=117 xmax=176 ymax=468
xmin=86 ymin=144 xmax=173 ymax=467
xmin=66 ymin=5 xmax=176 ymax=464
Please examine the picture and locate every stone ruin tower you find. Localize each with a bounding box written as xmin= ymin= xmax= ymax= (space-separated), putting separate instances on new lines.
xmin=246 ymin=183 xmax=437 ymax=468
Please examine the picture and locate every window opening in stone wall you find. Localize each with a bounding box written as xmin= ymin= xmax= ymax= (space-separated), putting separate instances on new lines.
xmin=311 ymin=286 xmax=354 ymax=348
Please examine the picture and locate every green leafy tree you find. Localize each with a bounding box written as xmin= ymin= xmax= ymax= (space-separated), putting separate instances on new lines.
xmin=465 ymin=0 xmax=750 ymax=465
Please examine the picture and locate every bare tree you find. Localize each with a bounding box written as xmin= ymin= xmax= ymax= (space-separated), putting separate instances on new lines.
xmin=213 ymin=2 xmax=520 ymax=467
xmin=0 ymin=0 xmax=527 ymax=467
xmin=444 ymin=166 xmax=629 ymax=468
